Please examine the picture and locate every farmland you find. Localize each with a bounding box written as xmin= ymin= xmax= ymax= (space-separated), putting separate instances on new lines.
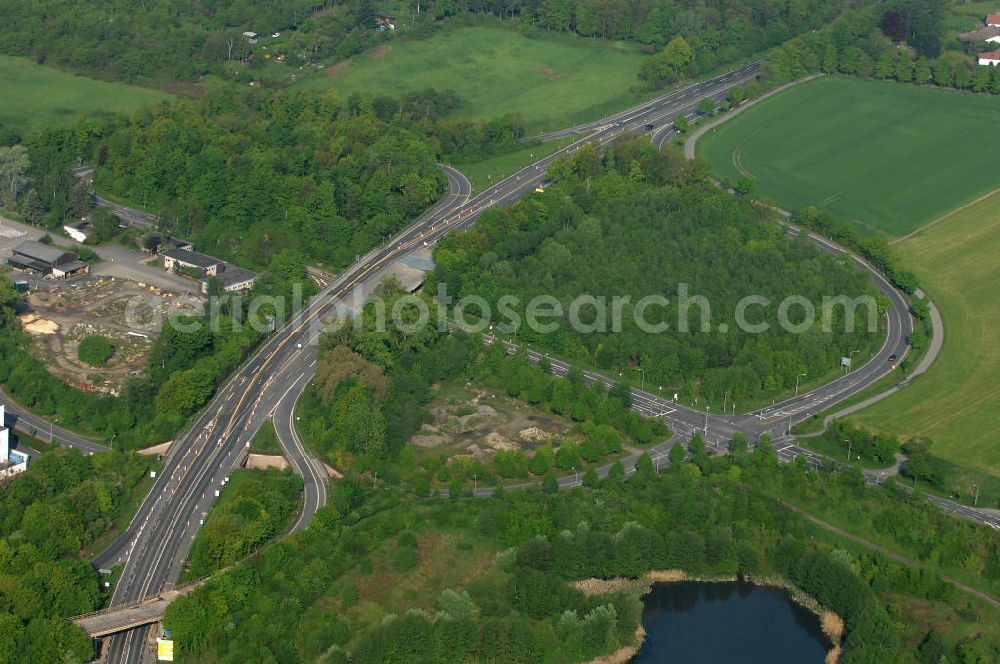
xmin=0 ymin=55 xmax=170 ymax=134
xmin=698 ymin=76 xmax=1000 ymax=237
xmin=295 ymin=26 xmax=645 ymax=134
xmin=857 ymin=191 xmax=1000 ymax=481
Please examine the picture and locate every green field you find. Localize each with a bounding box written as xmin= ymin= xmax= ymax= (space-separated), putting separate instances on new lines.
xmin=295 ymin=27 xmax=645 ymax=134
xmin=0 ymin=55 xmax=170 ymax=133
xmin=699 ymin=76 xmax=1000 ymax=237
xmin=857 ymin=191 xmax=1000 ymax=480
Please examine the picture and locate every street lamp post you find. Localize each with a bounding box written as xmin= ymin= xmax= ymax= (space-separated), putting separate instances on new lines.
xmin=848 ymin=349 xmax=860 ymax=373
xmin=845 ymin=439 xmax=852 ymax=463
xmin=972 ymin=483 xmax=980 ymax=507
xmin=50 ymin=418 xmax=58 ymax=443
xmin=572 ymin=466 xmax=577 ymax=486
xmin=795 ymin=372 xmax=807 ymax=397
xmin=704 ymin=406 xmax=709 ymax=436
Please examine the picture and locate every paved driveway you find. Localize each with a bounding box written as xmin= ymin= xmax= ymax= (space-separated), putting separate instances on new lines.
xmin=0 ymin=216 xmax=199 ymax=294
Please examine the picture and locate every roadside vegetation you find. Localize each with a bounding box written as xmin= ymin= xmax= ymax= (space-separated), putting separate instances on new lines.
xmin=0 ymin=447 xmax=153 ymax=662
xmin=180 ymin=468 xmax=302 ymax=582
xmin=296 ymin=285 xmax=669 ymax=491
xmin=0 ymin=270 xmax=264 ymax=447
xmin=699 ymin=76 xmax=1000 ymax=237
xmin=250 ymin=421 xmax=284 ymax=455
xmin=163 ymin=442 xmax=1000 ymax=662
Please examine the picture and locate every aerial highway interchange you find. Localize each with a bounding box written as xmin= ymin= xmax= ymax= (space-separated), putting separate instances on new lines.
xmin=21 ymin=59 xmax=995 ymax=661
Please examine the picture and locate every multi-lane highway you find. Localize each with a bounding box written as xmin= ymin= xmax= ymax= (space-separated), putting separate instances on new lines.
xmin=78 ymin=59 xmax=997 ymax=661
xmin=99 ymin=163 xmax=473 ymax=662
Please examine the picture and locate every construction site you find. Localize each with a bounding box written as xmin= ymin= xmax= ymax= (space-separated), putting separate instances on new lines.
xmin=17 ymin=276 xmax=201 ymax=395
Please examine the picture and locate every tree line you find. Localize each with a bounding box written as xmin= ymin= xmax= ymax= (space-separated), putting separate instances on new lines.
xmin=0 ymin=0 xmax=377 ymax=84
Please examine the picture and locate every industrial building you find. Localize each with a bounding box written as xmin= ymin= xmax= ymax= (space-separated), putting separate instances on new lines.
xmin=162 ymin=248 xmax=257 ymax=293
xmin=7 ymin=240 xmax=90 ymax=279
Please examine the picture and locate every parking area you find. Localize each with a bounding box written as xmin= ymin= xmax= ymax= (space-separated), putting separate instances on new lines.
xmin=0 ymin=216 xmax=200 ymax=295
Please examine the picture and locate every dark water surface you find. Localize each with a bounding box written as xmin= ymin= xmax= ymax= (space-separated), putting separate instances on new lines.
xmin=632 ymin=581 xmax=829 ymax=663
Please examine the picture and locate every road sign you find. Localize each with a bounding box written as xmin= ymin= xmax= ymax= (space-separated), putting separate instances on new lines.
xmin=157 ymin=639 xmax=174 ymax=661
xmin=841 ymin=356 xmax=851 ymax=367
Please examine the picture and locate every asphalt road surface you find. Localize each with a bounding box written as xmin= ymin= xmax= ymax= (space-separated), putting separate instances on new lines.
xmin=89 ymin=62 xmax=998 ymax=662
xmin=0 ymin=388 xmax=108 ymax=454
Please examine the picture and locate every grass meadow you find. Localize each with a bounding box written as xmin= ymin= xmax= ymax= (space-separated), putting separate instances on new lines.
xmin=453 ymin=134 xmax=579 ymax=193
xmin=294 ymin=26 xmax=646 ymax=134
xmin=0 ymin=55 xmax=170 ymax=134
xmin=857 ymin=190 xmax=1000 ymax=483
xmin=698 ymin=76 xmax=1000 ymax=237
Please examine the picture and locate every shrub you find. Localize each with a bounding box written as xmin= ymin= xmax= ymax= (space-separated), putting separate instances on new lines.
xmin=78 ymin=335 xmax=114 ymax=366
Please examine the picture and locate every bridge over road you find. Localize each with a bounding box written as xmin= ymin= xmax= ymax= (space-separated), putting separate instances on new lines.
xmin=70 ymin=581 xmax=204 ymax=638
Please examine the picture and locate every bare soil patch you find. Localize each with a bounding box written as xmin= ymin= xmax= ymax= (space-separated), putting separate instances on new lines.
xmin=18 ymin=276 xmax=198 ymax=395
xmin=535 ymin=66 xmax=566 ymax=80
xmin=407 ymin=382 xmax=571 ymax=462
xmin=368 ymin=45 xmax=392 ymax=59
xmin=325 ymin=60 xmax=352 ymax=77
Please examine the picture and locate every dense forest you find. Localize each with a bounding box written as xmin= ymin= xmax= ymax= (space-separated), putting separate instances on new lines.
xmin=89 ymin=89 xmax=443 ymax=271
xmin=0 ymin=447 xmax=152 ymax=662
xmin=163 ymin=434 xmax=1000 ymax=662
xmin=0 ymin=0 xmax=349 ymax=83
xmin=429 ymin=137 xmax=884 ymax=404
xmin=17 ymin=85 xmax=524 ymax=273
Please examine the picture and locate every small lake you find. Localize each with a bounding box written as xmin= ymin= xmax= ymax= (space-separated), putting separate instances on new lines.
xmin=632 ymin=581 xmax=829 ymax=663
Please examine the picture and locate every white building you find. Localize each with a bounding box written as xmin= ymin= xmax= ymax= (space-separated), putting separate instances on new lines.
xmin=64 ymin=219 xmax=92 ymax=243
xmin=0 ymin=404 xmax=29 ymax=481
xmin=978 ymin=48 xmax=1000 ymax=65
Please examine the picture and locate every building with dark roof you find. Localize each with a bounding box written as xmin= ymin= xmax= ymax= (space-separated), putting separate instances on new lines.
xmin=162 ymin=248 xmax=224 ymax=274
xmin=7 ymin=240 xmax=90 ymax=278
xmin=209 ymin=264 xmax=257 ymax=293
xmin=162 ymin=247 xmax=256 ymax=292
